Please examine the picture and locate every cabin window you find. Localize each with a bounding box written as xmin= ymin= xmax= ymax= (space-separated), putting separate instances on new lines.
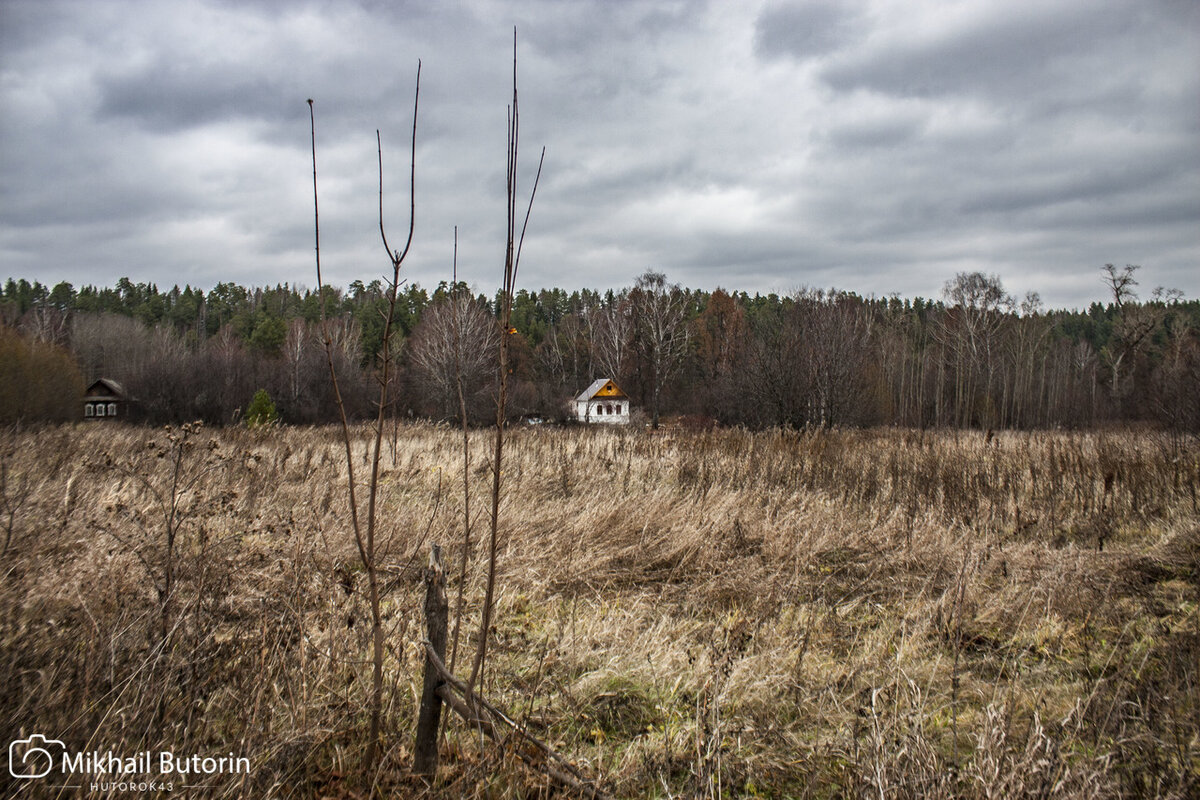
xmin=597 ymin=404 xmax=605 ymax=415
xmin=84 ymin=403 xmax=94 ymax=417
xmin=606 ymin=404 xmax=614 ymax=414
xmin=95 ymin=404 xmax=105 ymax=417
xmin=107 ymin=403 xmax=117 ymax=416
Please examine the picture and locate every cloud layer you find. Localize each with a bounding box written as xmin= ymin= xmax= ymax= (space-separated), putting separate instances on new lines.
xmin=2 ymin=0 xmax=1196 ymax=308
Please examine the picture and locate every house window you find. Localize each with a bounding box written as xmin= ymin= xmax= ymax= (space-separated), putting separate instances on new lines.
xmin=95 ymin=404 xmax=105 ymax=417
xmin=107 ymin=403 xmax=117 ymax=416
xmin=84 ymin=403 xmax=94 ymax=417
xmin=597 ymin=404 xmax=605 ymax=415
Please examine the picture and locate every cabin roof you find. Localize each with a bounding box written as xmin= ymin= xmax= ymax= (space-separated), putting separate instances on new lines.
xmin=575 ymin=379 xmax=627 ymax=402
xmin=84 ymin=378 xmax=126 ymax=399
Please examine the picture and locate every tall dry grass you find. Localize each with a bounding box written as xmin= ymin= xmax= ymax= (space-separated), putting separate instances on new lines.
xmin=1 ymin=423 xmax=1196 ymax=798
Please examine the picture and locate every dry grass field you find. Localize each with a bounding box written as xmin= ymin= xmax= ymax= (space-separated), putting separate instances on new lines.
xmin=1 ymin=423 xmax=1197 ymax=798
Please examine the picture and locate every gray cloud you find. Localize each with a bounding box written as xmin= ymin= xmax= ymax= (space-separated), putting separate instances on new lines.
xmin=755 ymin=1 xmax=862 ymax=61
xmin=1 ymin=0 xmax=1196 ymax=308
xmin=96 ymin=61 xmax=291 ymax=132
xmin=818 ymin=2 xmax=1190 ymax=101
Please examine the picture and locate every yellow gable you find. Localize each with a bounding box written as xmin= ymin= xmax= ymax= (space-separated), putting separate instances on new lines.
xmin=594 ymin=381 xmax=626 ymax=398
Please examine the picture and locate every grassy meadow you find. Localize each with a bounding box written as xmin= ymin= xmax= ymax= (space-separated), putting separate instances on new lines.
xmin=1 ymin=422 xmax=1197 ymax=798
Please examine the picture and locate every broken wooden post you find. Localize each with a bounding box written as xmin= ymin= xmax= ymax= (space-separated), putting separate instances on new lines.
xmin=413 ymin=543 xmax=447 ymax=775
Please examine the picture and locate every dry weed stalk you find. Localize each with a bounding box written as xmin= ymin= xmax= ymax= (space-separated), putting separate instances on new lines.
xmin=308 ymin=61 xmax=421 ymax=777
xmin=468 ymin=27 xmax=545 ymax=693
xmin=448 ymin=226 xmax=473 ymax=675
xmin=95 ymin=422 xmax=225 ymax=646
xmin=0 ymin=453 xmax=33 ymax=558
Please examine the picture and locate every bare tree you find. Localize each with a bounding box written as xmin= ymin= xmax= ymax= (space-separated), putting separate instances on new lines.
xmin=21 ymin=301 xmax=69 ymax=346
xmin=1100 ymin=264 xmax=1163 ymax=408
xmin=203 ymin=325 xmax=254 ymax=422
xmin=282 ymin=318 xmax=309 ymax=408
xmin=537 ymin=312 xmax=592 ymax=401
xmin=1151 ymin=310 xmax=1199 ymax=434
xmin=743 ymin=304 xmax=809 ymax=428
xmin=1102 ymin=263 xmax=1140 ymax=308
xmin=936 ymin=272 xmax=1013 ymax=427
xmin=999 ymin=293 xmax=1052 ymax=428
xmin=590 ymin=300 xmax=632 ymax=383
xmin=632 ymin=270 xmax=689 ymax=428
xmin=794 ymin=290 xmax=877 ymax=427
xmin=307 ymin=59 xmax=421 ymax=774
xmin=70 ymin=312 xmax=156 ymax=384
xmin=408 ymin=294 xmax=500 ymax=421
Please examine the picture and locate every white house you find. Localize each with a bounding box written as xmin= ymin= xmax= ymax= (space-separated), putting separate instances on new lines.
xmin=573 ymin=379 xmax=631 ymax=424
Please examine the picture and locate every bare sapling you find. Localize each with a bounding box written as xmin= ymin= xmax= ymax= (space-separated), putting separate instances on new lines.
xmin=469 ymin=28 xmax=545 ymax=694
xmin=448 ymin=226 xmax=473 ymax=673
xmin=307 ymin=60 xmax=421 ymax=777
xmin=0 ymin=455 xmax=33 ymax=559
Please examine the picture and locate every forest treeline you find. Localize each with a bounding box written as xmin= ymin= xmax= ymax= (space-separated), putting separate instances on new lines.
xmin=2 ymin=266 xmax=1197 ymax=430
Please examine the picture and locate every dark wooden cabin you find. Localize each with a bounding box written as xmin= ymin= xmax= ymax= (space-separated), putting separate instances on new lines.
xmin=83 ymin=378 xmax=129 ymax=421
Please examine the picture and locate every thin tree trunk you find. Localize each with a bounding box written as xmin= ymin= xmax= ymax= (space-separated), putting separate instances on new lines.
xmin=448 ymin=230 xmax=473 ymax=674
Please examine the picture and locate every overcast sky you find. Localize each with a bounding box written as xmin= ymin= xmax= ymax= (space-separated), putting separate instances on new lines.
xmin=1 ymin=0 xmax=1196 ymax=309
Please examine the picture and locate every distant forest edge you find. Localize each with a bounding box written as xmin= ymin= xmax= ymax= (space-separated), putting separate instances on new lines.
xmin=2 ymin=266 xmax=1198 ymax=431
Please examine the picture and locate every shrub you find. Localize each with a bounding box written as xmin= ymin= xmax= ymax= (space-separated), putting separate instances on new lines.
xmin=0 ymin=324 xmax=84 ymax=423
xmin=245 ymin=388 xmax=278 ymax=427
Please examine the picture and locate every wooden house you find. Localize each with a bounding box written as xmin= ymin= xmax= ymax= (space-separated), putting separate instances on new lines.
xmin=573 ymin=379 xmax=631 ymax=424
xmin=83 ymin=378 xmax=129 ymax=421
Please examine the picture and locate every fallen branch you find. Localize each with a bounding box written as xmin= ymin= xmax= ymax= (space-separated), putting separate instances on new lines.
xmin=421 ymin=640 xmax=611 ymax=800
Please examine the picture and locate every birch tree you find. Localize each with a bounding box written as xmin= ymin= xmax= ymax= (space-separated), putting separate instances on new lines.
xmin=632 ymin=270 xmax=689 ymax=428
xmin=409 ymin=294 xmax=500 ymax=421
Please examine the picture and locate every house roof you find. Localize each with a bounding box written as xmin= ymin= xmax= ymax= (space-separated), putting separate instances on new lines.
xmin=575 ymin=378 xmax=627 ymax=402
xmin=84 ymin=378 xmax=126 ymax=399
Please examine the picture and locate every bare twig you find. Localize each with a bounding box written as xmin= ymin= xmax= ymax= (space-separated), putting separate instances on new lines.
xmin=308 ymin=99 xmax=367 ymax=571
xmin=449 ymin=226 xmax=473 ymax=673
xmin=469 ymin=27 xmax=545 ymax=693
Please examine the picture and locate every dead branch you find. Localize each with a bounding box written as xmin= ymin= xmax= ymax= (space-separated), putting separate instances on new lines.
xmin=423 ymin=641 xmax=611 ymax=799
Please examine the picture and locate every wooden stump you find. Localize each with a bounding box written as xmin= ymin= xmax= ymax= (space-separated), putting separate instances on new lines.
xmin=413 ymin=543 xmax=447 ymax=776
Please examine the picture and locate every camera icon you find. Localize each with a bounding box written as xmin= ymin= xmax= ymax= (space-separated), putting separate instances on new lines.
xmin=9 ymin=734 xmax=65 ymax=779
